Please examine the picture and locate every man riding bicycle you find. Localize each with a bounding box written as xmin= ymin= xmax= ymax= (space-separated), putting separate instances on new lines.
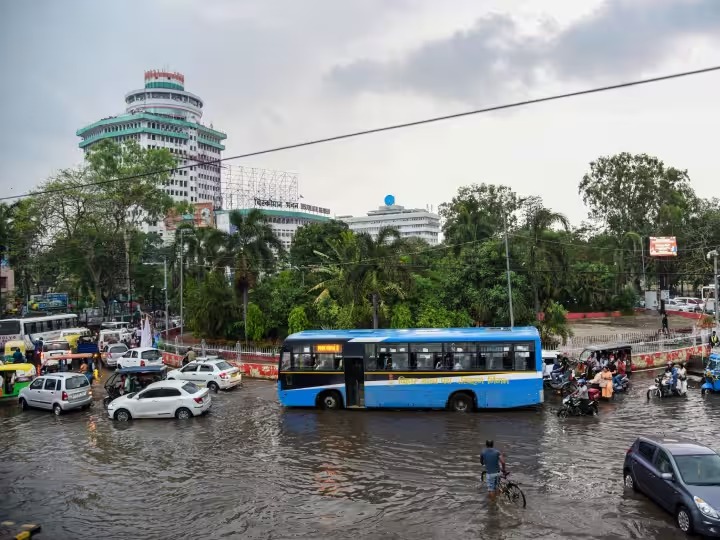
xmin=480 ymin=439 xmax=507 ymax=501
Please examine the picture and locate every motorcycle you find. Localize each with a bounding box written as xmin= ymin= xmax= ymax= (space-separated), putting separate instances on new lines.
xmin=557 ymin=394 xmax=599 ymax=417
xmin=647 ymin=374 xmax=686 ymax=400
xmin=544 ymin=369 xmax=578 ymax=396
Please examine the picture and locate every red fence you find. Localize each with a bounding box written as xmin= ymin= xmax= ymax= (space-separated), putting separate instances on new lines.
xmin=161 ymin=351 xmax=278 ymax=380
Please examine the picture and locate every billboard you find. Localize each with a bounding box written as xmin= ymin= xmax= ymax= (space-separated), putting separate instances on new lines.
xmin=28 ymin=293 xmax=69 ymax=312
xmin=649 ymin=237 xmax=677 ymax=257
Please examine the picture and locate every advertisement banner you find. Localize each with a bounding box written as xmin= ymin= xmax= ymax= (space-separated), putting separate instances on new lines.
xmin=28 ymin=293 xmax=69 ymax=311
xmin=649 ymin=237 xmax=678 ymax=257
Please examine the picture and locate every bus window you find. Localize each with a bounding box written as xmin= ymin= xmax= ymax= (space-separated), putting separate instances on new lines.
xmin=513 ymin=344 xmax=534 ymax=371
xmin=291 ymin=345 xmax=313 ymax=370
xmin=0 ymin=319 xmax=21 ymax=336
xmin=314 ymin=353 xmax=340 ymax=371
xmin=410 ymin=343 xmax=441 ymax=370
xmin=280 ymin=350 xmax=291 ymax=371
xmin=448 ymin=342 xmax=476 ymax=370
xmin=478 ymin=345 xmax=508 ymax=371
xmin=364 ymin=344 xmax=381 ymax=371
xmin=378 ymin=345 xmax=408 ymax=370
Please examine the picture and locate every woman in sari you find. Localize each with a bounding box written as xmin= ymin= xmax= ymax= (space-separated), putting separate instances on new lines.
xmin=600 ymin=365 xmax=614 ymax=399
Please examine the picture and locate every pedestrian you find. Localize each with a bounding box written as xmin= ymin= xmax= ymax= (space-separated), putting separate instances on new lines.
xmin=711 ymin=331 xmax=719 ymax=348
xmin=480 ymin=440 xmax=506 ymax=502
xmin=661 ymin=312 xmax=669 ymax=336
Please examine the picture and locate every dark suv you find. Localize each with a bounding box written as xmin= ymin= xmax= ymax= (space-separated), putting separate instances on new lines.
xmin=624 ymin=436 xmax=720 ymax=536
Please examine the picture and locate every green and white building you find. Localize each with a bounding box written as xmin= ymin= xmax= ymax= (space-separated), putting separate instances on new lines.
xmin=76 ymin=70 xmax=226 ymax=207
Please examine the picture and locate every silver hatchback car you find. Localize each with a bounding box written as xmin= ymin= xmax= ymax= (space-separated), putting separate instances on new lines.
xmin=19 ymin=373 xmax=93 ymax=415
xmin=103 ymin=343 xmax=129 ymax=368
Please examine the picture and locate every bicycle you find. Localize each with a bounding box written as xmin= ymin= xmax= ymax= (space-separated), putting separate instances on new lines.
xmin=480 ymin=470 xmax=527 ymax=508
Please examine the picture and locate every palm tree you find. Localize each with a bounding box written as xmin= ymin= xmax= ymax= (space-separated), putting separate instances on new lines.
xmin=356 ymin=227 xmax=412 ymax=329
xmin=222 ymin=209 xmax=283 ymax=341
xmin=444 ymin=204 xmax=494 ymax=251
xmin=524 ymin=207 xmax=570 ymax=313
xmin=311 ymin=230 xmax=364 ymax=309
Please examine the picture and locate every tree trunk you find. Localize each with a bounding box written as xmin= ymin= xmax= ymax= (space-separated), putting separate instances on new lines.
xmin=372 ymin=292 xmax=379 ymax=329
xmin=242 ymin=285 xmax=249 ymax=344
xmin=533 ymin=281 xmax=540 ymax=315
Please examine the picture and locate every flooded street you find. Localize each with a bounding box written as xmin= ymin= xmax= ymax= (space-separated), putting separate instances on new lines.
xmin=1 ymin=371 xmax=719 ymax=540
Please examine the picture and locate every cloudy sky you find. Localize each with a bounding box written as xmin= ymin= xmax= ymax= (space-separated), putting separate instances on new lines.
xmin=1 ymin=0 xmax=720 ymax=224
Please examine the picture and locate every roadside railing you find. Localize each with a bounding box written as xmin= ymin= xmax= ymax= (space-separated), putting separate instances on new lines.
xmin=156 ymin=335 xmax=280 ymax=363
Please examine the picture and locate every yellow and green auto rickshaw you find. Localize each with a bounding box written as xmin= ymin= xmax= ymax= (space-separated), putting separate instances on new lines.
xmin=3 ymin=340 xmax=27 ymax=363
xmin=0 ymin=362 xmax=36 ymax=400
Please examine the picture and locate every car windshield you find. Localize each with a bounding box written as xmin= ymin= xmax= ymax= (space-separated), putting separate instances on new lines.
xmin=182 ymin=382 xmax=200 ymax=394
xmin=66 ymin=376 xmax=89 ymax=390
xmin=45 ymin=342 xmax=68 ymax=351
xmin=215 ymin=361 xmax=232 ymax=370
xmin=675 ymin=454 xmax=720 ymax=486
xmin=109 ymin=345 xmax=128 ymax=354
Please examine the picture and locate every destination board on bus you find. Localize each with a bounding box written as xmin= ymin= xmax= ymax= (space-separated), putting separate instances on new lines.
xmin=314 ymin=344 xmax=342 ymax=354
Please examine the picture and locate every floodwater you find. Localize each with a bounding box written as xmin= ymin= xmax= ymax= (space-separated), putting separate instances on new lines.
xmin=1 ymin=371 xmax=719 ymax=540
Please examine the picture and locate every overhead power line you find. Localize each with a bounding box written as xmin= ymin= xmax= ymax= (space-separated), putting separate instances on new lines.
xmin=3 ymin=65 xmax=720 ymax=203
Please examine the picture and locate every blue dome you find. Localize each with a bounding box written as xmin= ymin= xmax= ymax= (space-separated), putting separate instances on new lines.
xmin=384 ymin=194 xmax=395 ymax=206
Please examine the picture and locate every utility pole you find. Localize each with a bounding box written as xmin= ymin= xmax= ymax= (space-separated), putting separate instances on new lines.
xmin=640 ymin=236 xmax=647 ymax=292
xmin=164 ymin=256 xmax=169 ymax=334
xmin=503 ymin=213 xmax=514 ymax=328
xmin=707 ymin=250 xmax=719 ymax=330
xmin=179 ymin=228 xmax=184 ymax=338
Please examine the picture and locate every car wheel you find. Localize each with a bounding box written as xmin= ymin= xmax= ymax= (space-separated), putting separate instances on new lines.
xmin=19 ymin=398 xmax=28 ymax=411
xmin=175 ymin=407 xmax=192 ymax=420
xmin=623 ymin=471 xmax=638 ymax=492
xmin=208 ymin=382 xmax=219 ymax=393
xmin=676 ymin=506 xmax=694 ymax=534
xmin=114 ymin=409 xmax=131 ymax=422
xmin=53 ymin=404 xmax=62 ymax=416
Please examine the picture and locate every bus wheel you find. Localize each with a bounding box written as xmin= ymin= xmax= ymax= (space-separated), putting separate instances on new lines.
xmin=319 ymin=391 xmax=342 ymax=410
xmin=449 ymin=392 xmax=474 ymax=412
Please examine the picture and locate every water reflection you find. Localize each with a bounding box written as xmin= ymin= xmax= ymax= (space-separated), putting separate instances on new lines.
xmin=0 ymin=374 xmax=719 ymax=539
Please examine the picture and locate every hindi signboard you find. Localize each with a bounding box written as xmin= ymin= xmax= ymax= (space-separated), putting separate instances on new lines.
xmin=649 ymin=237 xmax=677 ymax=257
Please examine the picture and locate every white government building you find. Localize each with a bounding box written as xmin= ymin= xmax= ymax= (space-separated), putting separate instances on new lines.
xmin=76 ymin=69 xmax=226 ymax=208
xmin=339 ymin=196 xmax=440 ymax=245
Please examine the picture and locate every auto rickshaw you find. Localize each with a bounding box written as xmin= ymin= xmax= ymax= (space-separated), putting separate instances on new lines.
xmin=0 ymin=362 xmax=36 ymax=400
xmin=701 ymin=353 xmax=720 ymax=396
xmin=4 ymin=340 xmax=27 ymax=363
xmin=576 ymin=342 xmax=633 ymax=378
xmin=103 ymin=366 xmax=167 ymax=407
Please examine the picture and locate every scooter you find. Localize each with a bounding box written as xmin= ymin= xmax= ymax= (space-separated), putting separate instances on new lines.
xmin=557 ymin=394 xmax=599 ymax=417
xmin=613 ymin=374 xmax=630 ymax=393
xmin=647 ymin=374 xmax=685 ymax=400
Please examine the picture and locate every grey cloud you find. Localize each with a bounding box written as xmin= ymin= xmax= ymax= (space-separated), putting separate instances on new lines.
xmin=328 ymin=0 xmax=720 ymax=102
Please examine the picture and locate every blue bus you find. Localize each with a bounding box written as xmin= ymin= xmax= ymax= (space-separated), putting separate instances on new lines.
xmin=277 ymin=327 xmax=543 ymax=411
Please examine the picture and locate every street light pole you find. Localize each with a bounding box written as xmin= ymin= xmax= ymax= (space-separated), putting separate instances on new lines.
xmin=707 ymin=250 xmax=719 ymax=330
xmin=179 ymin=228 xmax=184 ymax=338
xmin=503 ymin=213 xmax=514 ymax=328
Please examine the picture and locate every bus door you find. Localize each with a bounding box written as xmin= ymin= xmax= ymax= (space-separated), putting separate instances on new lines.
xmin=343 ymin=342 xmax=366 ymax=407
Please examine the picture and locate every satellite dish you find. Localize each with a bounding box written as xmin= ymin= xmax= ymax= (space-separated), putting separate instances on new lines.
xmin=384 ymin=194 xmax=395 ymax=206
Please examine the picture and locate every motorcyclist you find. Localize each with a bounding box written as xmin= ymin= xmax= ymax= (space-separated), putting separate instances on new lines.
xmin=550 ymin=357 xmax=564 ymax=384
xmin=571 ymin=379 xmax=592 ymax=414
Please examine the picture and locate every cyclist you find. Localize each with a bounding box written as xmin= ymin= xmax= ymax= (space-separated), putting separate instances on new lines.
xmin=480 ymin=439 xmax=506 ymax=501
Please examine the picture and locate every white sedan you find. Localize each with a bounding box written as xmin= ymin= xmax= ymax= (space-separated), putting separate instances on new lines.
xmin=107 ymin=380 xmax=211 ymax=421
xmin=167 ymin=357 xmax=242 ymax=392
xmin=116 ymin=347 xmax=163 ymax=369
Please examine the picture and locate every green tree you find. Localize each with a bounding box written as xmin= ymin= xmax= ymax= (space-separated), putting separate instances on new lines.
xmin=245 ymin=302 xmax=266 ymax=342
xmin=85 ymin=139 xmax=175 ymax=307
xmin=184 ymin=272 xmax=239 ymax=339
xmin=390 ymin=303 xmax=413 ymax=328
xmin=288 ymin=306 xmax=311 ymax=334
xmin=535 ymin=301 xmax=573 ymax=347
xmin=223 ymin=209 xmax=283 ymax=341
xmin=290 ymin=220 xmax=349 ymax=267
xmin=578 ymin=152 xmax=694 ymax=237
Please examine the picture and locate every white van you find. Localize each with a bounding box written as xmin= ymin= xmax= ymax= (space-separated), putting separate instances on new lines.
xmin=101 ymin=321 xmax=131 ymax=331
xmin=541 ymin=350 xmax=560 ymax=378
xmin=99 ymin=328 xmax=131 ymax=350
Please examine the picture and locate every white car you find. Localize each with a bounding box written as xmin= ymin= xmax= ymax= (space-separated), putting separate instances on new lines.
xmin=107 ymin=380 xmax=211 ymax=421
xmin=19 ymin=372 xmax=93 ymax=415
xmin=116 ymin=347 xmax=163 ymax=369
xmin=167 ymin=357 xmax=242 ymax=392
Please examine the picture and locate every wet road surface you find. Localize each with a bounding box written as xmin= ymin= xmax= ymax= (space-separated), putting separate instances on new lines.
xmin=1 ymin=370 xmax=719 ymax=539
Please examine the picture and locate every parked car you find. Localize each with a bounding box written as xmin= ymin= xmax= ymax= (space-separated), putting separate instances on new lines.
xmin=671 ymin=297 xmax=704 ymax=313
xmin=18 ymin=372 xmax=92 ymax=416
xmin=624 ymin=436 xmax=720 ymax=536
xmin=102 ymin=343 xmax=129 ymax=368
xmin=116 ymin=347 xmax=163 ymax=369
xmin=167 ymin=357 xmax=242 ymax=392
xmin=107 ymin=380 xmax=211 ymax=421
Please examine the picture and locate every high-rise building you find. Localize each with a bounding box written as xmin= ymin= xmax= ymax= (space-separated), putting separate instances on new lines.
xmin=76 ymin=70 xmax=227 ymax=207
xmin=339 ymin=195 xmax=440 ymax=244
